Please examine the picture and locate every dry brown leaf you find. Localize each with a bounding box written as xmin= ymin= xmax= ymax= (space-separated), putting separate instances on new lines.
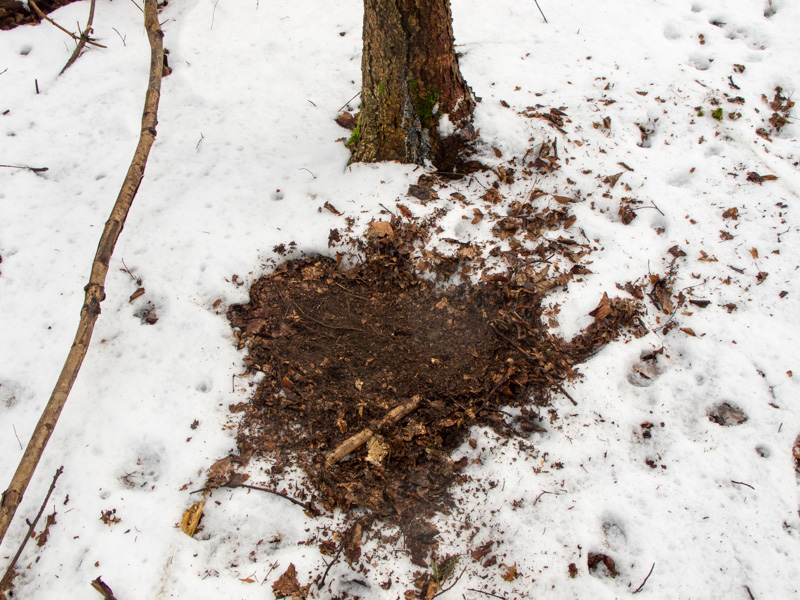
xmin=749 ymin=247 xmax=759 ymax=259
xmin=129 ymin=287 xmax=145 ymax=303
xmin=272 ymin=563 xmax=308 ymax=599
xmin=501 ymin=563 xmax=518 ymax=582
xmin=680 ymin=327 xmax=697 ymax=337
xmin=368 ymin=220 xmax=394 ymax=238
xmin=588 ymin=292 xmax=612 ymax=320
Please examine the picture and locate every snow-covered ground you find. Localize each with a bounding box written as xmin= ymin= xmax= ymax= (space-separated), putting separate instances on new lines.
xmin=1 ymin=0 xmax=799 ymax=597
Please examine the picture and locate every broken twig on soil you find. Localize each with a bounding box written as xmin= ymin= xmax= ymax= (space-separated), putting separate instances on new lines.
xmin=0 ymin=467 xmax=63 ymax=596
xmin=0 ymin=0 xmax=164 ymax=546
xmin=326 ymin=396 xmax=422 ymax=466
xmin=60 ymin=0 xmax=98 ymax=75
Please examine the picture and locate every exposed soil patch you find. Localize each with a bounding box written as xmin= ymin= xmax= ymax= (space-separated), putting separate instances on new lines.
xmin=0 ymin=0 xmax=80 ymax=31
xmin=226 ymin=222 xmax=641 ymax=564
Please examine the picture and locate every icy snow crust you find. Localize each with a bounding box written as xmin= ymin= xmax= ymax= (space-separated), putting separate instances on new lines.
xmin=0 ymin=0 xmax=799 ymax=597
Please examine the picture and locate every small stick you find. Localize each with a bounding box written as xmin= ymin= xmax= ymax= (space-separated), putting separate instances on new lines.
xmin=60 ymin=0 xmax=98 ymax=76
xmin=27 ymin=0 xmax=107 ymax=48
xmin=632 ymin=562 xmax=655 ymax=594
xmin=337 ymin=91 xmax=362 ymax=113
xmin=223 ymin=482 xmax=321 ymax=516
xmin=112 ymin=27 xmax=127 ymax=46
xmin=12 ymin=425 xmax=22 ymax=450
xmin=0 ymin=467 xmax=63 ymax=594
xmin=211 ymin=0 xmax=222 ymax=30
xmin=326 ymin=396 xmax=421 ymax=466
xmin=744 ymin=585 xmax=755 ymax=600
xmin=431 ymin=565 xmax=468 ymax=598
xmin=467 ymin=589 xmax=506 ymax=599
xmin=316 ymin=546 xmax=342 ymax=589
xmin=0 ymin=164 xmax=48 ymax=173
xmin=534 ymin=0 xmax=548 ymax=24
xmin=35 ymin=79 xmax=39 ymax=94
xmin=731 ymin=480 xmax=755 ymax=490
xmin=91 ymin=576 xmax=118 ymax=599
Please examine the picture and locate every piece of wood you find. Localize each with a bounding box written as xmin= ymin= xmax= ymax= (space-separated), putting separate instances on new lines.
xmin=0 ymin=0 xmax=164 ymax=547
xmin=325 ymin=395 xmax=421 ymax=466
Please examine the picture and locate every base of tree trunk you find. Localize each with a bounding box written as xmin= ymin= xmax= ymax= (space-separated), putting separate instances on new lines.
xmin=350 ymin=0 xmax=476 ymax=170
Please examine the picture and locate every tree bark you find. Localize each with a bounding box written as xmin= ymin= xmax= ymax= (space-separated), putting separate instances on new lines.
xmin=351 ymin=0 xmax=475 ymax=169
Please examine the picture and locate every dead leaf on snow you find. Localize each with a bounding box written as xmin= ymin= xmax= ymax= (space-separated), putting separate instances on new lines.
xmin=501 ymin=563 xmax=518 ymax=581
xmin=588 ymin=292 xmax=612 ymax=321
xmin=272 ymin=563 xmax=309 ymax=599
xmin=367 ymin=220 xmax=394 ymax=238
xmin=603 ymin=172 xmax=624 ymax=188
xmin=181 ymin=501 xmax=204 ymax=537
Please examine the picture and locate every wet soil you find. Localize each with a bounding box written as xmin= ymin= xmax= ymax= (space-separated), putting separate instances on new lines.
xmin=227 ymin=226 xmax=641 ymax=563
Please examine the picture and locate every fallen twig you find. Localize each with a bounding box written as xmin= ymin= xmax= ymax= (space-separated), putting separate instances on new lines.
xmin=534 ymin=0 xmax=548 ymax=23
xmin=0 ymin=0 xmax=164 ymax=546
xmin=632 ymin=562 xmax=655 ymax=594
xmin=431 ymin=566 xmax=468 ymax=598
xmin=0 ymin=164 xmax=48 ymax=173
xmin=91 ymin=576 xmax=118 ymax=599
xmin=731 ymin=480 xmax=755 ymax=490
xmin=467 ymin=589 xmax=506 ymax=599
xmin=224 ymin=482 xmax=321 ymax=516
xmin=337 ymin=91 xmax=362 ymax=112
xmin=316 ymin=546 xmax=342 ymax=589
xmin=27 ymin=0 xmax=106 ymax=49
xmin=60 ymin=0 xmax=98 ymax=75
xmin=0 ymin=467 xmax=63 ymax=595
xmin=326 ymin=396 xmax=422 ymax=466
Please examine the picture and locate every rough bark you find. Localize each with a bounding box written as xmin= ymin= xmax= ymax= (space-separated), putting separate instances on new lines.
xmin=351 ymin=0 xmax=475 ymax=169
xmin=0 ymin=0 xmax=164 ymax=547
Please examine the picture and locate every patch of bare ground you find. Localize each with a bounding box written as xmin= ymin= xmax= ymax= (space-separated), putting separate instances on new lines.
xmin=225 ymin=218 xmax=643 ymax=566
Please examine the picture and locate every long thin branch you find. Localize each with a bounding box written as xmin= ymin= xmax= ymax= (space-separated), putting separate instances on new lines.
xmin=27 ymin=0 xmax=107 ymax=49
xmin=0 ymin=0 xmax=164 ymax=547
xmin=60 ymin=0 xmax=98 ymax=75
xmin=0 ymin=467 xmax=63 ymax=594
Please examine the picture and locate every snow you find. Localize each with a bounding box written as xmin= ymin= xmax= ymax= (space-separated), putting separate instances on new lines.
xmin=1 ymin=0 xmax=799 ymax=597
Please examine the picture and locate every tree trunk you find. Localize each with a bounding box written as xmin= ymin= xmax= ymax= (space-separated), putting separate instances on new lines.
xmin=351 ymin=0 xmax=475 ymax=170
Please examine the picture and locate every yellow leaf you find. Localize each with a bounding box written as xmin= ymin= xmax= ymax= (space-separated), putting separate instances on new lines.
xmin=181 ymin=500 xmax=205 ymax=537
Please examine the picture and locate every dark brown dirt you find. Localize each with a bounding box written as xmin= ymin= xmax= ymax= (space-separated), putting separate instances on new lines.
xmin=226 ymin=223 xmax=641 ymax=566
xmin=0 ymin=0 xmax=81 ymax=31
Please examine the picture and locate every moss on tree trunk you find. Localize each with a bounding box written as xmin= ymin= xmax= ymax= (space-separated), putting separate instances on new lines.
xmin=351 ymin=0 xmax=475 ymax=170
